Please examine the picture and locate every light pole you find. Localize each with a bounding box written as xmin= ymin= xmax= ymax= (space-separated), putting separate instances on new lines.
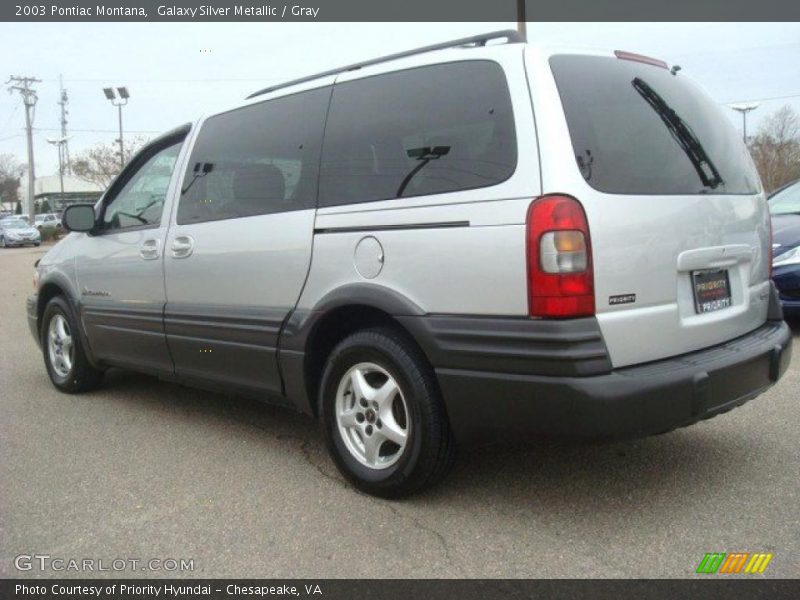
xmin=730 ymin=103 xmax=759 ymax=145
xmin=46 ymin=136 xmax=71 ymax=212
xmin=103 ymin=86 xmax=130 ymax=168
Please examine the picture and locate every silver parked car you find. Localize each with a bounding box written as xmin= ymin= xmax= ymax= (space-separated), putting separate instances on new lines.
xmin=27 ymin=31 xmax=792 ymax=497
xmin=1 ymin=217 xmax=41 ymax=247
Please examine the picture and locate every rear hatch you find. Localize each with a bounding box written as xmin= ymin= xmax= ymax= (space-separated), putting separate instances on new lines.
xmin=530 ymin=50 xmax=771 ymax=368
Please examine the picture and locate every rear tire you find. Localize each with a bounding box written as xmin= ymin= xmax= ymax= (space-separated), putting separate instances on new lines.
xmin=319 ymin=327 xmax=456 ymax=498
xmin=41 ymin=295 xmax=103 ymax=393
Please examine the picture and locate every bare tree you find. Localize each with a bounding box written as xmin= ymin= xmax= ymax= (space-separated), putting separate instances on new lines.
xmin=0 ymin=153 xmax=25 ymax=209
xmin=72 ymin=137 xmax=148 ymax=189
xmin=748 ymin=105 xmax=800 ymax=193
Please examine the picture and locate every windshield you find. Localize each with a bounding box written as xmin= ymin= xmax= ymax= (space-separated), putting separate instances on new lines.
xmin=769 ymin=181 xmax=800 ymax=215
xmin=550 ymin=55 xmax=760 ymax=195
xmin=2 ymin=219 xmax=29 ymax=229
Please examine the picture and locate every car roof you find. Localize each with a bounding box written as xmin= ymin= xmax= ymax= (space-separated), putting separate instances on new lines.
xmin=209 ymin=31 xmax=529 ymax=117
xmin=246 ymin=29 xmax=523 ymax=100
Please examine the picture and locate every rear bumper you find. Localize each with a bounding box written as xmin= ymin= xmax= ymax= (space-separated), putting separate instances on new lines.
xmin=436 ymin=320 xmax=791 ymax=441
xmin=4 ymin=240 xmax=39 ymax=247
xmin=780 ymin=300 xmax=800 ymax=317
xmin=773 ymin=265 xmax=800 ymax=316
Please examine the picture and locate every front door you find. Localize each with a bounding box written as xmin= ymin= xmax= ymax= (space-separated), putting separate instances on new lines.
xmin=74 ymin=130 xmax=188 ymax=374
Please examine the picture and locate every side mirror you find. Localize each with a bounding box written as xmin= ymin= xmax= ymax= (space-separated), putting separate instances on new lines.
xmin=62 ymin=204 xmax=96 ymax=233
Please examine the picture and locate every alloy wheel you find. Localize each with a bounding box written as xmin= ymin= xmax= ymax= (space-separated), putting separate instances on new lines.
xmin=335 ymin=362 xmax=410 ymax=469
xmin=47 ymin=314 xmax=74 ymax=378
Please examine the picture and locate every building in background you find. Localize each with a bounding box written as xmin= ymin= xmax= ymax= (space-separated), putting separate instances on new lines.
xmin=16 ymin=175 xmax=104 ymax=214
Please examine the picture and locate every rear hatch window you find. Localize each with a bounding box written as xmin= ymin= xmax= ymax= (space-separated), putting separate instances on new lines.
xmin=550 ymin=54 xmax=760 ymax=195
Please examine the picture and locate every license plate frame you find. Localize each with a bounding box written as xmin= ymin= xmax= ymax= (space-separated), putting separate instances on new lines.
xmin=692 ymin=269 xmax=732 ymax=314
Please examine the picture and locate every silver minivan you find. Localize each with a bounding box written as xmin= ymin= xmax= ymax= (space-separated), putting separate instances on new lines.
xmin=27 ymin=31 xmax=792 ymax=497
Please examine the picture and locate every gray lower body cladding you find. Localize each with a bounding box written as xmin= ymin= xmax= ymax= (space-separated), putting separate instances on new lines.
xmin=28 ymin=287 xmax=794 ymax=443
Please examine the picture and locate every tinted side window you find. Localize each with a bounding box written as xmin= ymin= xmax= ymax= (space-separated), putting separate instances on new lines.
xmin=319 ymin=61 xmax=517 ymax=207
xmin=177 ymin=86 xmax=330 ymax=225
xmin=101 ymin=141 xmax=183 ymax=231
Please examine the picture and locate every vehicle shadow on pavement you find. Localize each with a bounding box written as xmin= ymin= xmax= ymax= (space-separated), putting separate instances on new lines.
xmin=438 ymin=431 xmax=754 ymax=504
xmin=96 ymin=365 xmax=768 ymax=514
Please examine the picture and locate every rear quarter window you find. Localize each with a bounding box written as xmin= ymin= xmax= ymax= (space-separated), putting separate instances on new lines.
xmin=318 ymin=60 xmax=517 ymax=207
xmin=550 ymin=55 xmax=760 ymax=195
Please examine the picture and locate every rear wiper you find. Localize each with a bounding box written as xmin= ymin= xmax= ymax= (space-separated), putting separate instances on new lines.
xmin=632 ymin=77 xmax=723 ymax=190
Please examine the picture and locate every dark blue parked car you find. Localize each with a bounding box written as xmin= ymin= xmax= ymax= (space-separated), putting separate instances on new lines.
xmin=770 ymin=179 xmax=800 ymax=317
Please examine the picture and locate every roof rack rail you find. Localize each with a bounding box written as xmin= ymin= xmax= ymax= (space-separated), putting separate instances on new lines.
xmin=246 ymin=29 xmax=523 ymax=99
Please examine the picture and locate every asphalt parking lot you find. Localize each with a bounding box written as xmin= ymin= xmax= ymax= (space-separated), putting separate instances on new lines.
xmin=1 ymin=244 xmax=798 ymax=579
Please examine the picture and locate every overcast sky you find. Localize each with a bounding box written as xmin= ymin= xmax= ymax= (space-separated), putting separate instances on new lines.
xmin=1 ymin=22 xmax=799 ymax=176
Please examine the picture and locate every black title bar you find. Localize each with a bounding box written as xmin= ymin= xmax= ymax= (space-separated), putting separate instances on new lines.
xmin=3 ymin=0 xmax=800 ymax=22
xmin=3 ymin=579 xmax=800 ymax=600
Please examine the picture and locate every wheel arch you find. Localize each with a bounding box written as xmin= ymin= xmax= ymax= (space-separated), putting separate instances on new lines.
xmin=36 ymin=275 xmax=99 ymax=367
xmin=37 ymin=278 xmax=73 ymax=335
xmin=279 ymin=284 xmax=432 ymax=417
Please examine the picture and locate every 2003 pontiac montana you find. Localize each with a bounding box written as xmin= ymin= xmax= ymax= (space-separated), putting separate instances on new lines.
xmin=28 ymin=31 xmax=792 ymax=496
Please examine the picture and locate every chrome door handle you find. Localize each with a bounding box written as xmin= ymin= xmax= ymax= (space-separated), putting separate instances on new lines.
xmin=140 ymin=239 xmax=161 ymax=260
xmin=171 ymin=235 xmax=194 ymax=259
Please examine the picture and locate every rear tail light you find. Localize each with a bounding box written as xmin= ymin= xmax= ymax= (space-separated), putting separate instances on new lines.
xmin=526 ymin=195 xmax=594 ymax=318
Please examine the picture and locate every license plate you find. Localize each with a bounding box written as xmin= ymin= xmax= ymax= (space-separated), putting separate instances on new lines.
xmin=692 ymin=269 xmax=731 ymax=314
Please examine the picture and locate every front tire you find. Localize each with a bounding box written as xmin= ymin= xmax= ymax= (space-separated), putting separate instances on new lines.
xmin=41 ymin=296 xmax=103 ymax=393
xmin=319 ymin=327 xmax=456 ymax=498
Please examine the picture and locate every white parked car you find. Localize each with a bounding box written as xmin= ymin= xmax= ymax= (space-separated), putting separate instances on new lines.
xmin=34 ymin=213 xmax=62 ymax=231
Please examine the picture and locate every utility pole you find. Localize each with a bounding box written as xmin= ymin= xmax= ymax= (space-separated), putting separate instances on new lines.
xmin=6 ymin=75 xmax=40 ymax=220
xmin=516 ymin=0 xmax=527 ymax=42
xmin=58 ymin=74 xmax=71 ymax=175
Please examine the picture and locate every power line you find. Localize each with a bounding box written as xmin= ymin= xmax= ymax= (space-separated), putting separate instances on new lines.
xmin=722 ymin=93 xmax=800 ymax=105
xmin=34 ymin=127 xmax=161 ymax=134
xmin=670 ymin=41 xmax=800 ymax=59
xmin=3 ymin=103 xmax=20 ymax=130
xmin=40 ymin=77 xmax=284 ymax=83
